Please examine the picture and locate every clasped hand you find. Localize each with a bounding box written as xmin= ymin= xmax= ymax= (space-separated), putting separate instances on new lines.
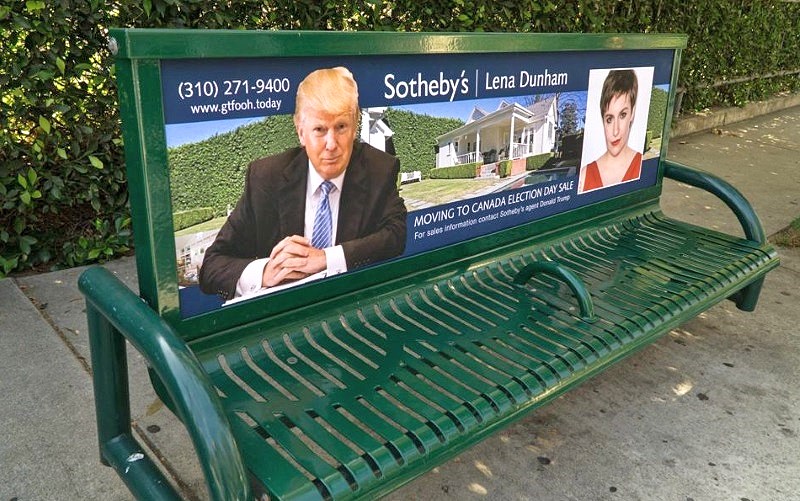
xmin=262 ymin=235 xmax=327 ymax=288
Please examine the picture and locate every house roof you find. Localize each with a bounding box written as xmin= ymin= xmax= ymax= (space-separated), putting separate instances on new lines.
xmin=526 ymin=96 xmax=557 ymax=117
xmin=370 ymin=119 xmax=394 ymax=137
xmin=438 ymin=95 xmax=558 ymax=141
xmin=467 ymin=107 xmax=489 ymax=123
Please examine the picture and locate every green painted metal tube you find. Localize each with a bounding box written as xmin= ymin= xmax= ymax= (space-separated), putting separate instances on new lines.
xmin=728 ymin=276 xmax=765 ymax=312
xmin=663 ymin=160 xmax=772 ymax=311
xmin=109 ymin=29 xmax=687 ymax=60
xmin=663 ymin=160 xmax=767 ymax=243
xmin=87 ymin=302 xmax=132 ymax=465
xmin=104 ymin=434 xmax=182 ymax=500
xmin=513 ymin=260 xmax=597 ymax=323
xmin=79 ymin=266 xmax=250 ymax=501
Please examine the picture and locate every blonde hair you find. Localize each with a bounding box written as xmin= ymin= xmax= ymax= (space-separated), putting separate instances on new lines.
xmin=294 ymin=67 xmax=359 ymax=126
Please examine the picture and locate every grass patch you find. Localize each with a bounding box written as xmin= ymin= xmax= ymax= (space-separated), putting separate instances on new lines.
xmin=400 ymin=178 xmax=498 ymax=205
xmin=770 ymin=216 xmax=800 ymax=248
xmin=175 ymin=215 xmax=228 ymax=236
xmin=175 ymin=179 xmax=500 ymax=235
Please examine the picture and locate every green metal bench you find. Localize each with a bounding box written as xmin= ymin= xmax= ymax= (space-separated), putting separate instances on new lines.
xmin=80 ymin=30 xmax=779 ymax=500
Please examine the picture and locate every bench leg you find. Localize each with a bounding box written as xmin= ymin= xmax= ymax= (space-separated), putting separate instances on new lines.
xmin=729 ymin=276 xmax=765 ymax=312
xmin=87 ymin=303 xmax=132 ymax=464
xmin=86 ymin=304 xmax=182 ymax=500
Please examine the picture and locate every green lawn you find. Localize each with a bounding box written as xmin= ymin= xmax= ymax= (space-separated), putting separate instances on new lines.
xmin=400 ymin=178 xmax=498 ymax=205
xmin=175 ymin=177 xmax=502 ymax=235
xmin=175 ymin=215 xmax=227 ymax=236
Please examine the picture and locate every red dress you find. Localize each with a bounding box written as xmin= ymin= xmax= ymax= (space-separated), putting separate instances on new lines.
xmin=583 ymin=151 xmax=642 ymax=192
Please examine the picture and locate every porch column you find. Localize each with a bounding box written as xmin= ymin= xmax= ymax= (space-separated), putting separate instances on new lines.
xmin=475 ymin=128 xmax=481 ymax=163
xmin=509 ymin=115 xmax=516 ymax=158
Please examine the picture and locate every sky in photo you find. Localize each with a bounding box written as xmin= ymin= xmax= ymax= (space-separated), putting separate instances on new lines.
xmin=165 ymin=90 xmax=593 ymax=148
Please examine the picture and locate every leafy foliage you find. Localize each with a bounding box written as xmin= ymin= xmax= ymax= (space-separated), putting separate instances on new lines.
xmin=429 ymin=162 xmax=480 ymax=179
xmin=1 ymin=1 xmax=128 ymax=275
xmin=559 ymin=100 xmax=581 ymax=136
xmin=769 ymin=216 xmax=800 ymax=248
xmin=168 ymin=115 xmax=297 ymax=216
xmin=173 ymin=207 xmax=215 ymax=232
xmin=2 ymin=0 xmax=799 ymax=276
xmin=657 ymin=1 xmax=800 ymax=110
xmin=526 ymin=153 xmax=554 ymax=171
xmin=169 ymin=109 xmax=462 ymax=214
xmin=647 ymin=87 xmax=670 ymax=140
xmin=498 ymin=160 xmax=512 ymax=178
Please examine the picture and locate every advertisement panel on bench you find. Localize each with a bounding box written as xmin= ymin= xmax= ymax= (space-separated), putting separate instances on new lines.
xmin=160 ymin=49 xmax=674 ymax=316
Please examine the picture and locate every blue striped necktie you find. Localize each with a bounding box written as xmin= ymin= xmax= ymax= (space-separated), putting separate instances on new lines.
xmin=311 ymin=180 xmax=334 ymax=249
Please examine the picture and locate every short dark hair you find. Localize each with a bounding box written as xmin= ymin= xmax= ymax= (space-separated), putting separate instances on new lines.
xmin=600 ymin=69 xmax=638 ymax=115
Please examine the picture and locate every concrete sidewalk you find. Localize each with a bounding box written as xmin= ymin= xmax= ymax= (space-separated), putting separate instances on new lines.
xmin=1 ymin=105 xmax=799 ymax=500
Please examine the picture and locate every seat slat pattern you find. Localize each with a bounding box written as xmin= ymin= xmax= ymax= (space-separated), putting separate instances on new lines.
xmin=201 ymin=212 xmax=777 ymax=500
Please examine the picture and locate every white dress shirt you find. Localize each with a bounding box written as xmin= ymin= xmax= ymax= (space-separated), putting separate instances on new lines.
xmin=234 ymin=162 xmax=348 ymax=297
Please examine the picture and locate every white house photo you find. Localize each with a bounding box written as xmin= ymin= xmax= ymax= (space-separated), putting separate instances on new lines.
xmin=435 ymin=96 xmax=558 ymax=175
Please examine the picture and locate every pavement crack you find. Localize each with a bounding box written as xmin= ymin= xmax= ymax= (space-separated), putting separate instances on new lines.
xmin=15 ymin=277 xmax=93 ymax=376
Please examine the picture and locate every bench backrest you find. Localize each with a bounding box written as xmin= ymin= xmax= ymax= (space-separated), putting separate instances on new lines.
xmin=110 ymin=29 xmax=686 ymax=341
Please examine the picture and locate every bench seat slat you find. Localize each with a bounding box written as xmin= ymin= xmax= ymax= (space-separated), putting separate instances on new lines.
xmin=361 ymin=389 xmax=447 ymax=451
xmin=378 ymin=381 xmax=461 ymax=441
xmin=313 ymin=405 xmax=404 ymax=477
xmin=192 ymin=211 xmax=777 ymax=500
xmin=244 ymin=409 xmax=359 ymax=496
xmin=383 ymin=375 xmax=464 ymax=434
xmin=531 ymin=310 xmax=619 ymax=354
xmin=273 ymin=408 xmax=380 ymax=490
xmin=303 ymin=325 xmax=380 ymax=382
xmin=229 ymin=415 xmax=327 ymax=501
xmin=390 ymin=368 xmax=480 ymax=430
xmin=413 ymin=343 xmax=520 ymax=413
xmin=464 ymin=336 xmax=555 ymax=393
xmin=448 ymin=341 xmax=546 ymax=403
xmin=400 ymin=356 xmax=498 ymax=422
xmin=332 ymin=397 xmax=422 ymax=466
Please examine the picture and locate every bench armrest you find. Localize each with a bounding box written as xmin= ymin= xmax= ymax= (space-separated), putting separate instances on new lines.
xmin=79 ymin=266 xmax=250 ymax=501
xmin=513 ymin=260 xmax=597 ymax=323
xmin=663 ymin=160 xmax=767 ymax=244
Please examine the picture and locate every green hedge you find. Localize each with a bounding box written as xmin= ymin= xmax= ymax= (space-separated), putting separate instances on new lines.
xmin=498 ymin=160 xmax=512 ymax=178
xmin=429 ymin=162 xmax=480 ymax=180
xmin=173 ymin=207 xmax=215 ymax=232
xmin=3 ymin=0 xmax=800 ymax=276
xmin=383 ymin=109 xmax=464 ymax=179
xmin=648 ymin=87 xmax=670 ymax=140
xmin=168 ymin=115 xmax=298 ymax=215
xmin=1 ymin=2 xmax=128 ymax=275
xmin=526 ymin=153 xmax=554 ymax=171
